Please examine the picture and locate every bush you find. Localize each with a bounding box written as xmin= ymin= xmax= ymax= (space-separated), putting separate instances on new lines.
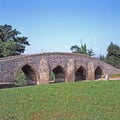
xmin=15 ymin=70 xmax=27 ymax=85
xmin=50 ymin=71 xmax=55 ymax=81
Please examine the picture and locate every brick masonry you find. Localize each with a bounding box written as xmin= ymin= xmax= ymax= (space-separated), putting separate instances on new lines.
xmin=0 ymin=52 xmax=120 ymax=85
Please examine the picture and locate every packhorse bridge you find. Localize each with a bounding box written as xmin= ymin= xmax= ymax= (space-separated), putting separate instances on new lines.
xmin=0 ymin=52 xmax=120 ymax=86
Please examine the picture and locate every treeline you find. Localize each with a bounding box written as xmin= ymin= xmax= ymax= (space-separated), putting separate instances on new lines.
xmin=100 ymin=42 xmax=120 ymax=69
xmin=70 ymin=42 xmax=120 ymax=69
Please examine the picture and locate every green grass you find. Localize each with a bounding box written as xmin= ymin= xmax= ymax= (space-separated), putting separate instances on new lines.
xmin=0 ymin=81 xmax=120 ymax=120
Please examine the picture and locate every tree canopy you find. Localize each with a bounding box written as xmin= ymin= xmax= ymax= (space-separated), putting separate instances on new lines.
xmin=106 ymin=42 xmax=120 ymax=69
xmin=70 ymin=43 xmax=95 ymax=57
xmin=0 ymin=24 xmax=30 ymax=57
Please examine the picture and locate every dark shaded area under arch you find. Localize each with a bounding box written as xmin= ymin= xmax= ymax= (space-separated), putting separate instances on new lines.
xmin=75 ymin=66 xmax=86 ymax=82
xmin=95 ymin=66 xmax=102 ymax=79
xmin=15 ymin=65 xmax=37 ymax=86
xmin=53 ymin=66 xmax=65 ymax=83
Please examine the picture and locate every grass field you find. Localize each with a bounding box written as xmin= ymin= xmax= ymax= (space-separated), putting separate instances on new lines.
xmin=0 ymin=81 xmax=120 ymax=120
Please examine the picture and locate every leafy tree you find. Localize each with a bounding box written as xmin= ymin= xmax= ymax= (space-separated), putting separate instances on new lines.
xmin=0 ymin=40 xmax=17 ymax=57
xmin=87 ymin=48 xmax=95 ymax=57
xmin=0 ymin=40 xmax=4 ymax=57
xmin=106 ymin=42 xmax=120 ymax=69
xmin=0 ymin=24 xmax=30 ymax=57
xmin=70 ymin=43 xmax=95 ymax=57
xmin=99 ymin=54 xmax=106 ymax=62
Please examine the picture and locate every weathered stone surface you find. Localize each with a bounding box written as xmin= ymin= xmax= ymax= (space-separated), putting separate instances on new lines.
xmin=66 ymin=59 xmax=75 ymax=82
xmin=39 ymin=58 xmax=49 ymax=84
xmin=87 ymin=62 xmax=95 ymax=80
xmin=0 ymin=52 xmax=120 ymax=85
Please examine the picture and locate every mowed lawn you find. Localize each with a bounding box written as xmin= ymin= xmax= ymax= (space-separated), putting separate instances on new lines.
xmin=0 ymin=81 xmax=120 ymax=120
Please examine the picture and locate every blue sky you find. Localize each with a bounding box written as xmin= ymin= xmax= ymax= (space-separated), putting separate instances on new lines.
xmin=0 ymin=0 xmax=120 ymax=56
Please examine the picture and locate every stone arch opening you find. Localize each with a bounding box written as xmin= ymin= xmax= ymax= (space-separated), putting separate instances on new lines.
xmin=75 ymin=66 xmax=86 ymax=82
xmin=52 ymin=66 xmax=65 ymax=83
xmin=15 ymin=64 xmax=37 ymax=86
xmin=95 ymin=66 xmax=102 ymax=79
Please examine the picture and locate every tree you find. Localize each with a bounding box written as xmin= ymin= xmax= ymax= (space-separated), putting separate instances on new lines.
xmin=70 ymin=43 xmax=95 ymax=57
xmin=99 ymin=54 xmax=106 ymax=62
xmin=106 ymin=42 xmax=120 ymax=69
xmin=0 ymin=40 xmax=17 ymax=57
xmin=0 ymin=24 xmax=30 ymax=57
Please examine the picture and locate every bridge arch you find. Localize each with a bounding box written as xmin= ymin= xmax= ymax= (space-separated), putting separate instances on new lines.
xmin=52 ymin=65 xmax=65 ymax=83
xmin=75 ymin=66 xmax=86 ymax=82
xmin=95 ymin=66 xmax=103 ymax=79
xmin=14 ymin=64 xmax=39 ymax=85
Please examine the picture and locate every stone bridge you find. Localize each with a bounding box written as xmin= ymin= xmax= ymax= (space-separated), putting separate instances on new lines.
xmin=0 ymin=52 xmax=120 ymax=85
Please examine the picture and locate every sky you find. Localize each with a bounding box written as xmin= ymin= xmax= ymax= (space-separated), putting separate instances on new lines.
xmin=0 ymin=0 xmax=120 ymax=57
